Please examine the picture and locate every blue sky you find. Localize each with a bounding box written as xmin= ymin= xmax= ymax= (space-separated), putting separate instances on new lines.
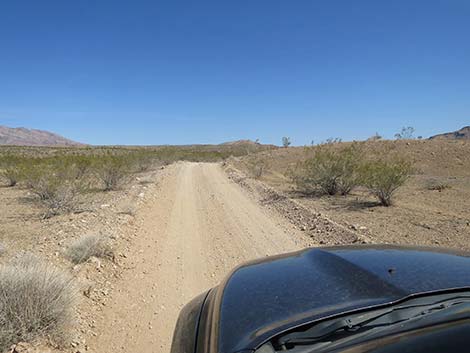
xmin=1 ymin=0 xmax=469 ymax=145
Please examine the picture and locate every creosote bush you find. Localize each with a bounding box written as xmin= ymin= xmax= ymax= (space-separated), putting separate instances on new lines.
xmin=290 ymin=144 xmax=412 ymax=206
xmin=130 ymin=151 xmax=156 ymax=172
xmin=360 ymin=159 xmax=412 ymax=206
xmin=292 ymin=144 xmax=363 ymax=195
xmin=246 ymin=156 xmax=269 ymax=179
xmin=0 ymin=253 xmax=76 ymax=351
xmin=41 ymin=183 xmax=81 ymax=218
xmin=94 ymin=155 xmax=130 ymax=191
xmin=21 ymin=159 xmax=83 ymax=218
xmin=65 ymin=235 xmax=113 ymax=264
xmin=0 ymin=155 xmax=22 ymax=187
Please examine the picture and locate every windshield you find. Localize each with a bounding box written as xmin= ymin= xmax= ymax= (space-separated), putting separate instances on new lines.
xmin=257 ymin=292 xmax=470 ymax=353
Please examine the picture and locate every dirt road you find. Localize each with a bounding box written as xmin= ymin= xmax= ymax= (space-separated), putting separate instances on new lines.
xmin=88 ymin=162 xmax=309 ymax=353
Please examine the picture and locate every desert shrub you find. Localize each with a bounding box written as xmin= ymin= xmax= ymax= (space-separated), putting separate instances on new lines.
xmin=0 ymin=244 xmax=5 ymax=256
xmin=130 ymin=151 xmax=156 ymax=172
xmin=282 ymin=137 xmax=291 ymax=148
xmin=367 ymin=132 xmax=382 ymax=141
xmin=395 ymin=126 xmax=415 ymax=140
xmin=41 ymin=183 xmax=81 ymax=218
xmin=65 ymin=235 xmax=113 ymax=264
xmin=292 ymin=144 xmax=363 ymax=195
xmin=425 ymin=179 xmax=451 ymax=192
xmin=246 ymin=156 xmax=269 ymax=179
xmin=360 ymin=159 xmax=412 ymax=206
xmin=65 ymin=155 xmax=93 ymax=180
xmin=21 ymin=158 xmax=83 ymax=217
xmin=325 ymin=137 xmax=342 ymax=144
xmin=94 ymin=155 xmax=130 ymax=191
xmin=0 ymin=253 xmax=76 ymax=351
xmin=0 ymin=155 xmax=23 ymax=187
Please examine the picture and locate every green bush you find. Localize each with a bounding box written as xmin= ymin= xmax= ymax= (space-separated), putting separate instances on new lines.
xmin=292 ymin=144 xmax=362 ymax=195
xmin=360 ymin=159 xmax=412 ymax=206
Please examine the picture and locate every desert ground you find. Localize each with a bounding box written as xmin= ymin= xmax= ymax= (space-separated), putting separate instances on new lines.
xmin=0 ymin=140 xmax=469 ymax=353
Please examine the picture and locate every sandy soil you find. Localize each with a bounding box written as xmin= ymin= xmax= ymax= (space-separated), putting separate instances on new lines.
xmin=87 ymin=162 xmax=310 ymax=353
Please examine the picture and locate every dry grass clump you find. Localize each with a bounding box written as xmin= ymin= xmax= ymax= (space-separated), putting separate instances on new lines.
xmin=118 ymin=204 xmax=137 ymax=216
xmin=425 ymin=179 xmax=451 ymax=192
xmin=0 ymin=253 xmax=76 ymax=351
xmin=65 ymin=235 xmax=113 ymax=264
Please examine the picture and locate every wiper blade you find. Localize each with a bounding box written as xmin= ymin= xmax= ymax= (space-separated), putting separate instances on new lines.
xmin=277 ymin=296 xmax=470 ymax=348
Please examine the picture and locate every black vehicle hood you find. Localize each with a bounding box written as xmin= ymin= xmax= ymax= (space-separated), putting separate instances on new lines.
xmin=213 ymin=245 xmax=470 ymax=353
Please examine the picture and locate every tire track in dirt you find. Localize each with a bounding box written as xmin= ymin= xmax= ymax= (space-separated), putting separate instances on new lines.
xmin=88 ymin=162 xmax=309 ymax=353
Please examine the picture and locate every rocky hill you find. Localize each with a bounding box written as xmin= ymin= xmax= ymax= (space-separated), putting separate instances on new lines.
xmin=430 ymin=126 xmax=470 ymax=140
xmin=0 ymin=125 xmax=83 ymax=146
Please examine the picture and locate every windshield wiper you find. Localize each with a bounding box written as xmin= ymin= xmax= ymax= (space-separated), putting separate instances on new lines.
xmin=276 ymin=295 xmax=470 ymax=350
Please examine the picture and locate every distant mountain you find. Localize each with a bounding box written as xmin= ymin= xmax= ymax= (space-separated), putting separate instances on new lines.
xmin=429 ymin=126 xmax=470 ymax=140
xmin=220 ymin=139 xmax=260 ymax=146
xmin=0 ymin=125 xmax=83 ymax=146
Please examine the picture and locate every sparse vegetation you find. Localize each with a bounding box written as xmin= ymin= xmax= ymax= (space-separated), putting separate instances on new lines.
xmin=65 ymin=235 xmax=113 ymax=264
xmin=0 ymin=144 xmax=275 ymax=218
xmin=360 ymin=158 xmax=412 ymax=206
xmin=0 ymin=253 xmax=76 ymax=351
